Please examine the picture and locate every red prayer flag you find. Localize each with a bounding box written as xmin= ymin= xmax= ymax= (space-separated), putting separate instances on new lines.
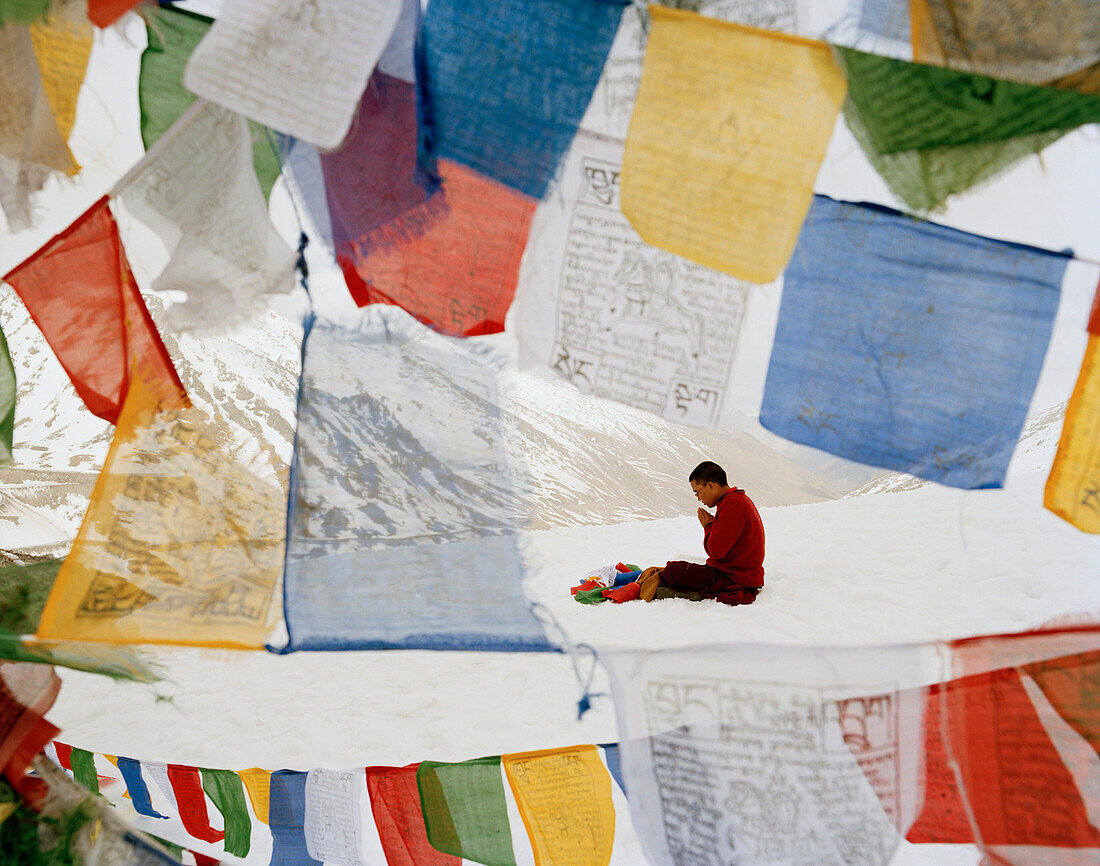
xmin=52 ymin=740 xmax=73 ymax=771
xmin=3 ymin=716 xmax=59 ymax=806
xmin=344 ymin=160 xmax=536 ymax=337
xmin=365 ymin=763 xmax=461 ymax=866
xmin=1088 ymin=277 xmax=1100 ymax=336
xmin=88 ymin=0 xmax=143 ymax=28
xmin=2 ymin=197 xmax=188 ymax=423
xmin=167 ymin=764 xmax=226 ymax=845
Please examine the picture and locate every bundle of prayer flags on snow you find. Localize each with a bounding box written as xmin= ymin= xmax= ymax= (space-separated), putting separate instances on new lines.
xmin=911 ymin=0 xmax=1100 ymax=94
xmin=760 ymin=195 xmax=1069 ymax=489
xmin=34 ymin=373 xmax=285 ymax=649
xmin=138 ymin=3 xmax=282 ymax=200
xmin=621 ymin=6 xmax=847 ymax=283
xmin=1045 ymin=284 xmax=1100 ymax=532
xmin=280 ymin=308 xmax=553 ymax=652
xmin=2 ymin=197 xmax=188 ymax=424
xmin=183 ymin=0 xmax=404 ymax=149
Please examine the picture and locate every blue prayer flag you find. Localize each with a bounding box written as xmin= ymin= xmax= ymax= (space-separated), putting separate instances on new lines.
xmin=420 ymin=0 xmax=627 ymax=199
xmin=117 ymin=757 xmax=168 ymax=820
xmin=278 ymin=309 xmax=554 ymax=653
xmin=269 ymin=770 xmax=321 ymax=866
xmin=760 ymin=196 xmax=1068 ymax=489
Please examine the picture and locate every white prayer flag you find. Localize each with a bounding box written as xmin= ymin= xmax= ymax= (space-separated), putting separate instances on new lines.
xmin=304 ymin=768 xmax=368 ymax=865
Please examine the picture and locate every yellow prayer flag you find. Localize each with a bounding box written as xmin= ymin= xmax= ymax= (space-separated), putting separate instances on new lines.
xmin=35 ymin=375 xmax=285 ymax=648
xmin=502 ymin=745 xmax=614 ymax=866
xmin=621 ymin=6 xmax=846 ymax=283
xmin=238 ymin=768 xmax=271 ymax=824
xmin=1045 ymin=334 xmax=1100 ymax=532
xmin=29 ymin=5 xmax=93 ymax=152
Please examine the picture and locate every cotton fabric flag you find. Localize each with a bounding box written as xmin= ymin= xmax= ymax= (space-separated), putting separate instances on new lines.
xmin=88 ymin=0 xmax=142 ymax=28
xmin=0 ymin=322 xmax=13 ymax=463
xmin=513 ymin=131 xmax=753 ymax=426
xmin=420 ymin=0 xmax=626 ymax=199
xmin=281 ymin=308 xmax=553 ymax=652
xmin=759 ymin=196 xmax=1067 ymax=489
xmin=2 ymin=197 xmax=188 ymax=424
xmin=502 ymin=745 xmax=615 ymax=866
xmin=239 ymin=768 xmax=271 ymax=825
xmin=0 ymin=662 xmax=59 ymax=773
xmin=118 ymin=757 xmax=169 ymax=820
xmin=201 ymin=768 xmax=251 ymax=857
xmin=167 ymin=765 xmax=224 ymax=845
xmin=69 ymin=746 xmax=99 ymax=793
xmin=303 ymin=768 xmax=366 ymax=865
xmin=111 ymin=100 xmax=295 ymax=334
xmin=838 ymin=47 xmax=1100 ymax=154
xmin=345 ymin=159 xmax=535 ymax=336
xmin=620 ymin=6 xmax=846 ymax=283
xmin=1045 ymin=333 xmax=1100 ymax=532
xmin=365 ymin=763 xmax=461 ymax=866
xmin=183 ymin=0 xmax=403 ymax=149
xmin=28 ymin=4 xmax=93 ymax=150
xmin=417 ymin=757 xmax=516 ymax=866
xmin=138 ymin=4 xmax=281 ymax=200
xmin=269 ymin=770 xmax=321 ymax=866
xmin=599 ymin=642 xmax=931 ymax=866
xmin=0 ymin=0 xmax=49 ymax=24
xmin=910 ymin=0 xmax=1100 ymax=91
xmin=34 ymin=373 xmax=285 ymax=648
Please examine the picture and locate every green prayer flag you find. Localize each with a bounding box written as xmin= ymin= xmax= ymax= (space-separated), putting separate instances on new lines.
xmin=0 ymin=322 xmax=14 ymax=464
xmin=842 ymin=97 xmax=1067 ymax=212
xmin=417 ymin=757 xmax=516 ymax=866
xmin=0 ymin=559 xmax=61 ymax=635
xmin=201 ymin=768 xmax=251 ymax=857
xmin=838 ymin=47 xmax=1100 ymax=154
xmin=0 ymin=0 xmax=49 ymax=24
xmin=149 ymin=834 xmax=184 ymax=860
xmin=573 ymin=588 xmax=608 ymax=605
xmin=69 ymin=748 xmax=98 ymax=794
xmin=140 ymin=5 xmax=281 ymax=199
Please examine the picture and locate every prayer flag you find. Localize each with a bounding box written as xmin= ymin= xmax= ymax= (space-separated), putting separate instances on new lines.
xmin=910 ymin=0 xmax=1100 ymax=92
xmin=365 ymin=763 xmax=461 ymax=866
xmin=0 ymin=662 xmax=60 ymax=774
xmin=111 ymin=101 xmax=295 ymax=334
xmin=837 ymin=47 xmax=1100 ymax=154
xmin=69 ymin=746 xmax=98 ymax=793
xmin=269 ymin=770 xmax=321 ymax=866
xmin=0 ymin=1 xmax=49 ymax=24
xmin=281 ymin=309 xmax=553 ymax=652
xmin=138 ymin=4 xmax=281 ymax=200
xmin=0 ymin=322 xmax=13 ymax=463
xmin=303 ymin=768 xmax=366 ymax=865
xmin=34 ymin=373 xmax=285 ymax=649
xmin=513 ymin=131 xmax=753 ymax=426
xmin=202 ymin=768 xmax=251 ymax=857
xmin=28 ymin=4 xmax=93 ymax=149
xmin=167 ymin=764 xmax=224 ymax=845
xmin=183 ymin=0 xmax=403 ymax=149
xmin=759 ymin=196 xmax=1067 ymax=489
xmin=239 ymin=768 xmax=271 ymax=825
xmin=599 ymin=744 xmax=625 ymax=795
xmin=620 ymin=6 xmax=846 ymax=283
xmin=2 ymin=197 xmax=188 ymax=424
xmin=344 ymin=159 xmax=535 ymax=337
xmin=118 ymin=757 xmax=169 ymax=820
xmin=420 ymin=0 xmax=627 ymax=199
xmin=1045 ymin=333 xmax=1100 ymax=532
xmin=88 ymin=0 xmax=142 ymax=29
xmin=503 ymin=745 xmax=615 ymax=866
xmin=417 ymin=757 xmax=516 ymax=866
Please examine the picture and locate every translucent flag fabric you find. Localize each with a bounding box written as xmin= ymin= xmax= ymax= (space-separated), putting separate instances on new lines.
xmin=138 ymin=4 xmax=281 ymax=200
xmin=838 ymin=47 xmax=1100 ymax=154
xmin=599 ymin=642 xmax=931 ymax=866
xmin=365 ymin=763 xmax=461 ymax=866
xmin=0 ymin=1 xmax=49 ymax=24
xmin=417 ymin=757 xmax=516 ymax=866
xmin=345 ymin=159 xmax=535 ymax=336
xmin=420 ymin=0 xmax=627 ymax=199
xmin=621 ymin=6 xmax=846 ymax=283
xmin=0 ymin=661 xmax=59 ymax=772
xmin=2 ymin=197 xmax=188 ymax=424
xmin=503 ymin=745 xmax=615 ymax=866
xmin=34 ymin=374 xmax=285 ymax=648
xmin=201 ymin=768 xmax=251 ymax=857
xmin=513 ymin=131 xmax=753 ymax=426
xmin=841 ymin=92 xmax=1068 ymax=212
xmin=911 ymin=0 xmax=1100 ymax=88
xmin=303 ymin=768 xmax=367 ymax=865
xmin=281 ymin=309 xmax=554 ymax=652
xmin=28 ymin=4 xmax=93 ymax=148
xmin=269 ymin=770 xmax=321 ymax=866
xmin=111 ymin=101 xmax=295 ymax=334
xmin=1045 ymin=333 xmax=1100 ymax=532
xmin=183 ymin=0 xmax=403 ymax=149
xmin=0 ymin=321 xmax=13 ymax=462
xmin=759 ymin=196 xmax=1067 ymax=489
